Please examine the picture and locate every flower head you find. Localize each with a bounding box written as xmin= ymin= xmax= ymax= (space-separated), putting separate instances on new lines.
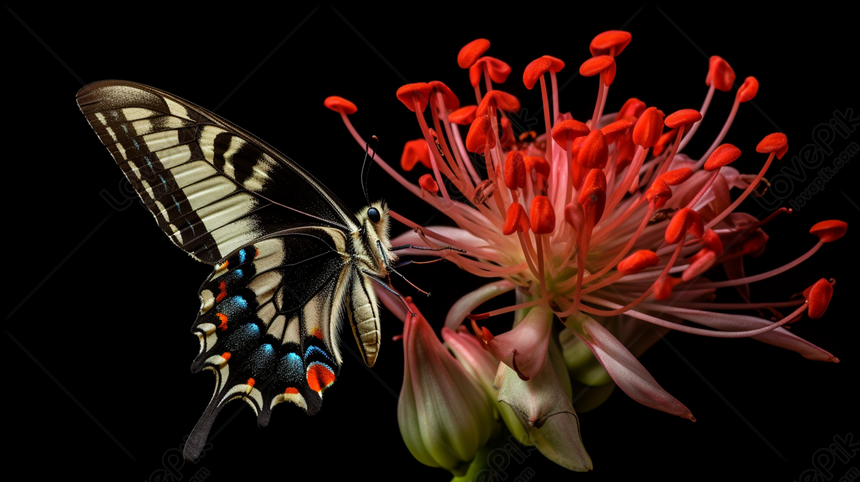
xmin=326 ymin=31 xmax=844 ymax=473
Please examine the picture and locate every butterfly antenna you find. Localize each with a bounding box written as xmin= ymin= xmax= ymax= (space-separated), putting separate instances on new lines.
xmin=361 ymin=135 xmax=379 ymax=204
xmin=390 ymin=268 xmax=431 ymax=297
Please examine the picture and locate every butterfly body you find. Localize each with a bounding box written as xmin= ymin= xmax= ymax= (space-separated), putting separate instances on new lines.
xmin=76 ymin=80 xmax=392 ymax=460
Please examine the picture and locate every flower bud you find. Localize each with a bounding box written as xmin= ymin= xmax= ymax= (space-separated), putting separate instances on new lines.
xmin=398 ymin=307 xmax=495 ymax=476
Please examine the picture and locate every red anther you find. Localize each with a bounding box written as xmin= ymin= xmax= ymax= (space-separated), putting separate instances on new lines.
xmin=705 ymin=55 xmax=736 ymax=92
xmin=809 ymin=220 xmax=848 ymax=243
xmin=704 ymin=144 xmax=742 ymax=171
xmin=600 ymin=117 xmax=636 ymax=144
xmin=523 ymin=57 xmax=553 ymax=90
xmin=504 ymin=151 xmax=526 ymax=190
xmin=476 ymin=90 xmax=521 ymax=116
xmin=323 ymin=96 xmax=357 ymax=115
xmin=465 ymin=115 xmax=495 ymax=152
xmin=503 ymin=202 xmax=530 ymax=235
xmin=756 ymin=133 xmax=789 ymax=159
xmin=419 ymin=174 xmax=439 ymax=194
xmin=660 ymin=168 xmax=694 ymax=186
xmin=741 ymin=230 xmax=768 ymax=257
xmin=618 ymin=250 xmax=660 ymax=274
xmin=500 ymin=117 xmax=515 ymax=147
xmin=804 ymin=278 xmax=834 ymax=319
xmin=645 ymin=179 xmax=672 ymax=208
xmin=665 ymin=208 xmax=703 ymax=244
xmin=616 ymin=98 xmax=647 ymax=120
xmin=524 ymin=156 xmax=551 ymax=180
xmin=458 ymin=39 xmax=490 ymax=69
xmin=654 ymin=275 xmax=683 ymax=301
xmin=448 ymin=105 xmax=477 ymax=125
xmin=590 ymin=30 xmax=632 ymax=57
xmin=736 ymin=76 xmax=759 ymax=103
xmin=428 ymin=80 xmax=460 ymax=111
xmin=652 ymin=128 xmax=678 ymax=156
xmin=470 ymin=320 xmax=494 ymax=345
xmin=470 ymin=57 xmax=512 ymax=87
xmin=576 ymin=130 xmax=609 ymax=169
xmin=530 ymin=196 xmax=556 ymax=234
xmin=535 ymin=172 xmax=549 ymax=195
xmin=664 ymin=109 xmax=702 ymax=129
xmin=579 ymin=55 xmax=617 ymax=86
xmin=542 ymin=55 xmax=565 ymax=72
xmin=578 ymin=169 xmax=607 ymax=223
xmin=396 ymin=83 xmax=433 ymax=112
xmin=682 ymin=249 xmax=717 ymax=282
xmin=632 ymin=107 xmax=664 ymax=148
xmin=564 ymin=202 xmax=584 ymax=230
xmin=400 ymin=139 xmax=432 ymax=171
xmin=552 ymin=119 xmax=591 ymax=148
xmin=700 ymin=229 xmax=723 ymax=253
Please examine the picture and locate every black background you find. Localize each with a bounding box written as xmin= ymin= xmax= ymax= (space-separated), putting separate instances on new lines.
xmin=4 ymin=4 xmax=858 ymax=481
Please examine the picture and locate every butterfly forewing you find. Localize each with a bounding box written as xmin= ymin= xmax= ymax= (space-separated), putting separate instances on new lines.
xmin=76 ymin=81 xmax=389 ymax=461
xmin=76 ymin=80 xmax=359 ymax=263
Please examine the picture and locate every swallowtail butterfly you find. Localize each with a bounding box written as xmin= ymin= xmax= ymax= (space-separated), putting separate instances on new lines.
xmin=77 ymin=80 xmax=405 ymax=460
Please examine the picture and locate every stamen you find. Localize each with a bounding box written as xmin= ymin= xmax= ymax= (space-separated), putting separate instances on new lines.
xmin=579 ymin=56 xmax=616 ymax=127
xmin=458 ymin=39 xmax=491 ymax=69
xmin=590 ymin=30 xmax=632 ymax=57
xmin=419 ymin=174 xmax=439 ymax=194
xmin=400 ymin=139 xmax=432 ymax=171
xmin=804 ymin=278 xmax=835 ymax=319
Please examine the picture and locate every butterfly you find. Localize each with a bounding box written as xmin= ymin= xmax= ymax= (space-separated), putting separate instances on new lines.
xmin=76 ymin=80 xmax=418 ymax=460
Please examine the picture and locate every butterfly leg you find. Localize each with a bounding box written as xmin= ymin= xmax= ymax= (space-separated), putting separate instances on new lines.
xmin=363 ymin=271 xmax=417 ymax=317
xmin=389 ymin=244 xmax=467 ymax=253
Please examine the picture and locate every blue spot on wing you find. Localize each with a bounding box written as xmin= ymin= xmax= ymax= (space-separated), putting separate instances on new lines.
xmin=304 ymin=345 xmax=333 ymax=363
xmin=278 ymin=352 xmax=304 ymax=383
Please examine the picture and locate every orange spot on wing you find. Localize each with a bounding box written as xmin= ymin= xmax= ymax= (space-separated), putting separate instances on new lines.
xmin=221 ymin=352 xmax=231 ymax=361
xmin=246 ymin=378 xmax=255 ymax=388
xmin=284 ymin=387 xmax=299 ymax=395
xmin=312 ymin=327 xmax=323 ymax=340
xmin=216 ymin=313 xmax=228 ymax=331
xmin=215 ymin=281 xmax=228 ymax=302
xmin=306 ymin=364 xmax=336 ymax=393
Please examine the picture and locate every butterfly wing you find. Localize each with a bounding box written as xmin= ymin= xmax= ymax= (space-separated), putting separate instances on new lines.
xmin=76 ymin=80 xmax=359 ymax=264
xmin=76 ymin=81 xmax=368 ymax=460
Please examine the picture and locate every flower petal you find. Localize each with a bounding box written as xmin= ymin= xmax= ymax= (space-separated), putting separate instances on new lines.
xmin=636 ymin=304 xmax=838 ymax=362
xmin=444 ymin=280 xmax=515 ymax=330
xmin=484 ymin=306 xmax=552 ymax=380
xmin=565 ymin=311 xmax=695 ymax=420
xmin=497 ymin=351 xmax=592 ymax=471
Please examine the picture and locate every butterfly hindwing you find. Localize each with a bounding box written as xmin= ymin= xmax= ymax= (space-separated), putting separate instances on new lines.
xmin=76 ymin=80 xmax=359 ymax=264
xmin=185 ymin=228 xmax=353 ymax=456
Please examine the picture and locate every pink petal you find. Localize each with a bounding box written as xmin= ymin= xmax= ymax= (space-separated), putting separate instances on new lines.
xmin=444 ymin=280 xmax=514 ymax=330
xmin=442 ymin=327 xmax=500 ymax=395
xmin=486 ymin=306 xmax=551 ymax=380
xmin=566 ymin=312 xmax=696 ymax=420
xmin=637 ymin=304 xmax=838 ymax=362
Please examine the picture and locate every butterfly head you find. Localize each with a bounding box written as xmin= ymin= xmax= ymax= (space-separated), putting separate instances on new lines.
xmin=355 ymin=200 xmax=395 ymax=273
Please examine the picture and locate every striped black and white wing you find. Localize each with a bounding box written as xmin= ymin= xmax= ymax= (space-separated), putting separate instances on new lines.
xmin=76 ymin=80 xmax=359 ymax=264
xmin=76 ymin=81 xmax=366 ymax=460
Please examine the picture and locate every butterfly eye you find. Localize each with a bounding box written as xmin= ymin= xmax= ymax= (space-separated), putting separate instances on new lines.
xmin=367 ymin=207 xmax=381 ymax=223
